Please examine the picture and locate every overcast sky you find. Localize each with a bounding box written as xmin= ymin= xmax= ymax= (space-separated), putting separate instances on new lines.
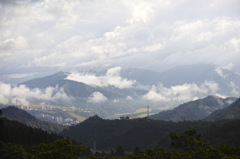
xmin=0 ymin=0 xmax=240 ymax=82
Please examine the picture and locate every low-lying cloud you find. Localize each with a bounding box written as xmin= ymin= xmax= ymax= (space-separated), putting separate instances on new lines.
xmin=0 ymin=82 xmax=70 ymax=105
xmin=143 ymin=81 xmax=220 ymax=103
xmin=88 ymin=92 xmax=107 ymax=104
xmin=66 ymin=67 xmax=136 ymax=89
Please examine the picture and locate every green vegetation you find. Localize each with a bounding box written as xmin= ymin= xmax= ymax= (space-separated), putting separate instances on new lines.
xmin=0 ymin=110 xmax=90 ymax=159
xmin=1 ymin=107 xmax=240 ymax=159
xmin=1 ymin=106 xmax=65 ymax=133
xmin=62 ymin=115 xmax=240 ymax=151
xmin=85 ymin=129 xmax=240 ymax=159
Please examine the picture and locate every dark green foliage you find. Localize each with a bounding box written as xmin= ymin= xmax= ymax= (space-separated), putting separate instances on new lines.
xmin=27 ymin=139 xmax=90 ymax=159
xmin=0 ymin=116 xmax=89 ymax=159
xmin=0 ymin=117 xmax=62 ymax=145
xmin=1 ymin=106 xmax=65 ymax=133
xmin=109 ymin=130 xmax=240 ymax=159
xmin=116 ymin=145 xmax=124 ymax=156
xmin=0 ymin=139 xmax=89 ymax=159
xmin=62 ymin=115 xmax=240 ymax=151
xmin=0 ymin=141 xmax=35 ymax=159
xmin=169 ymin=128 xmax=209 ymax=152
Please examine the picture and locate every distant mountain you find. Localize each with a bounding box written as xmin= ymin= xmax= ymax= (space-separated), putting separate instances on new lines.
xmin=61 ymin=115 xmax=240 ymax=151
xmin=205 ymin=97 xmax=240 ymax=121
xmin=20 ymin=72 xmax=122 ymax=99
xmin=19 ymin=71 xmax=148 ymax=117
xmin=149 ymin=96 xmax=237 ymax=121
xmin=1 ymin=106 xmax=65 ymax=133
xmin=15 ymin=64 xmax=240 ymax=119
xmin=121 ymin=64 xmax=240 ymax=95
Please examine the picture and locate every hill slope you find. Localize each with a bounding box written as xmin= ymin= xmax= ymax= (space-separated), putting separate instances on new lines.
xmin=1 ymin=106 xmax=65 ymax=133
xmin=61 ymin=115 xmax=240 ymax=151
xmin=0 ymin=117 xmax=62 ymax=146
xmin=149 ymin=95 xmax=237 ymax=121
xmin=205 ymin=97 xmax=240 ymax=120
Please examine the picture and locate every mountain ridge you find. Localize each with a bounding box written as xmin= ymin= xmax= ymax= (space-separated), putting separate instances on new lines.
xmin=205 ymin=97 xmax=240 ymax=121
xmin=1 ymin=106 xmax=65 ymax=133
xmin=149 ymin=95 xmax=237 ymax=121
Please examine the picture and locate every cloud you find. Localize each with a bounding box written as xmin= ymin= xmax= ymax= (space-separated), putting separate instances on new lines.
xmin=0 ymin=82 xmax=70 ymax=105
xmin=143 ymin=81 xmax=220 ymax=103
xmin=0 ymin=0 xmax=240 ymax=81
xmin=66 ymin=67 xmax=136 ymax=89
xmin=88 ymin=92 xmax=107 ymax=104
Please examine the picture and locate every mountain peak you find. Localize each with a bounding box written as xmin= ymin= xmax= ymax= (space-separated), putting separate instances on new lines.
xmin=149 ymin=96 xmax=237 ymax=121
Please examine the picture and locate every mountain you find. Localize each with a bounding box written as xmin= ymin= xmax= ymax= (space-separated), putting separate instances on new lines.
xmin=14 ymin=63 xmax=240 ymax=119
xmin=205 ymin=97 xmax=240 ymax=121
xmin=0 ymin=117 xmax=62 ymax=146
xmin=61 ymin=115 xmax=240 ymax=151
xmin=19 ymin=71 xmax=149 ymax=117
xmin=121 ymin=64 xmax=240 ymax=91
xmin=149 ymin=95 xmax=237 ymax=121
xmin=20 ymin=71 xmax=123 ymax=99
xmin=1 ymin=106 xmax=65 ymax=133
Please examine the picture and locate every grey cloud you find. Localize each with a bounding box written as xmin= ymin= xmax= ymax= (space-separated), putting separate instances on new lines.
xmin=0 ymin=0 xmax=240 ymax=80
xmin=0 ymin=0 xmax=40 ymax=6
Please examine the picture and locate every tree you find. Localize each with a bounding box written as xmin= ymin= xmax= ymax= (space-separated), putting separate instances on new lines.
xmin=28 ymin=139 xmax=89 ymax=159
xmin=116 ymin=145 xmax=124 ymax=156
xmin=169 ymin=128 xmax=209 ymax=153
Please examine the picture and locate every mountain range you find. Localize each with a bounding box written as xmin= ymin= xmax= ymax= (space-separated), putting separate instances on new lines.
xmin=149 ymin=95 xmax=237 ymax=121
xmin=1 ymin=96 xmax=240 ymax=151
xmin=205 ymin=97 xmax=240 ymax=121
xmin=14 ymin=63 xmax=240 ymax=118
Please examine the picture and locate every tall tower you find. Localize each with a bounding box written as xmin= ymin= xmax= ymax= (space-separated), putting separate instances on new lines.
xmin=147 ymin=105 xmax=149 ymax=118
xmin=93 ymin=140 xmax=97 ymax=154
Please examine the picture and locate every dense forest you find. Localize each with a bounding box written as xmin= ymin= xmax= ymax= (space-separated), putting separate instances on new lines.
xmin=0 ymin=109 xmax=90 ymax=159
xmin=1 ymin=108 xmax=240 ymax=158
xmin=62 ymin=115 xmax=240 ymax=151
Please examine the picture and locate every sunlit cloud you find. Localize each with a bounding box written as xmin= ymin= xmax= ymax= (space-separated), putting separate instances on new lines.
xmin=66 ymin=67 xmax=136 ymax=89
xmin=0 ymin=82 xmax=70 ymax=105
xmin=143 ymin=81 xmax=220 ymax=103
xmin=88 ymin=92 xmax=107 ymax=104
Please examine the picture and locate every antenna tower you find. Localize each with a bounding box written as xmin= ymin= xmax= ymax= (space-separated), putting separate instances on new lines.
xmin=147 ymin=105 xmax=149 ymax=118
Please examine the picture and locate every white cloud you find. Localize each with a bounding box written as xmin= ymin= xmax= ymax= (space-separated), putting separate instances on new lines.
xmin=66 ymin=67 xmax=136 ymax=89
xmin=126 ymin=96 xmax=133 ymax=100
xmin=0 ymin=82 xmax=70 ymax=105
xmin=0 ymin=0 xmax=240 ymax=80
xmin=88 ymin=92 xmax=107 ymax=104
xmin=143 ymin=81 xmax=220 ymax=103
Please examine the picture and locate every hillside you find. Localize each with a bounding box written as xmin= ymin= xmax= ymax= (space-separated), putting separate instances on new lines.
xmin=0 ymin=117 xmax=62 ymax=146
xmin=61 ymin=115 xmax=240 ymax=151
xmin=149 ymin=95 xmax=237 ymax=121
xmin=1 ymin=106 xmax=65 ymax=133
xmin=205 ymin=97 xmax=240 ymax=121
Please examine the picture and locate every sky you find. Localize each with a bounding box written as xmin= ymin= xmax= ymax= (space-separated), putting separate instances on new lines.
xmin=0 ymin=0 xmax=240 ymax=83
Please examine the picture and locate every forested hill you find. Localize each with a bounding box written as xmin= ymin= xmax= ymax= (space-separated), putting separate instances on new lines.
xmin=1 ymin=106 xmax=65 ymax=133
xmin=149 ymin=95 xmax=237 ymax=121
xmin=205 ymin=97 xmax=240 ymax=121
xmin=62 ymin=115 xmax=240 ymax=151
xmin=0 ymin=117 xmax=62 ymax=146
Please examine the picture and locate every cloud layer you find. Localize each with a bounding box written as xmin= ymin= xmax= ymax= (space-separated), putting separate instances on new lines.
xmin=143 ymin=81 xmax=220 ymax=103
xmin=0 ymin=82 xmax=70 ymax=105
xmin=66 ymin=67 xmax=136 ymax=89
xmin=0 ymin=0 xmax=240 ymax=80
